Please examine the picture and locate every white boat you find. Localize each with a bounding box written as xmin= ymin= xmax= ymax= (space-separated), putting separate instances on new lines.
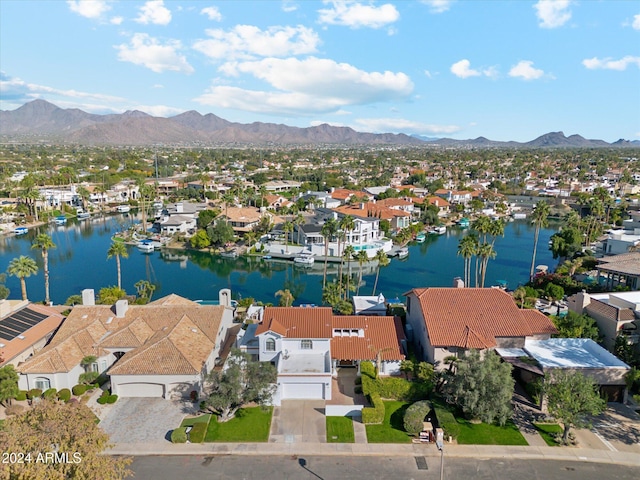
xmin=137 ymin=240 xmax=154 ymax=253
xmin=117 ymin=205 xmax=131 ymax=213
xmin=220 ymin=249 xmax=238 ymax=259
xmin=293 ymin=252 xmax=315 ymax=265
xmin=13 ymin=226 xmax=28 ymax=235
xmin=397 ymin=247 xmax=409 ymax=259
xmin=77 ymin=210 xmax=90 ymax=219
xmin=415 ymin=233 xmax=426 ymax=243
xmin=54 ymin=216 xmax=67 ymax=225
xmin=433 ymin=226 xmax=446 ymax=235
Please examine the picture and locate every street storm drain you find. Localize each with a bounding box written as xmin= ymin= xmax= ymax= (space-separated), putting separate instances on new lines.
xmin=415 ymin=456 xmax=428 ymax=470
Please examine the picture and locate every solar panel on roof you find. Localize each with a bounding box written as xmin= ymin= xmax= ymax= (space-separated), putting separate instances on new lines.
xmin=0 ymin=326 xmax=20 ymax=340
xmin=0 ymin=307 xmax=50 ymax=341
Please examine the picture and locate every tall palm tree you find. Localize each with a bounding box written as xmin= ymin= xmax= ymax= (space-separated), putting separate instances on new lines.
xmin=107 ymin=241 xmax=129 ymax=290
xmin=275 ymin=288 xmax=295 ymax=307
xmin=31 ymin=233 xmax=56 ymax=305
xmin=457 ymin=234 xmax=477 ymax=287
xmin=8 ymin=256 xmax=38 ymax=301
xmin=321 ymin=218 xmax=338 ymax=289
xmin=355 ymin=250 xmax=369 ymax=295
xmin=477 ymin=242 xmax=496 ymax=287
xmin=282 ymin=221 xmax=293 ymax=253
xmin=343 ymin=245 xmax=356 ymax=300
xmin=371 ymin=249 xmax=390 ymax=295
xmin=337 ymin=215 xmax=355 ymax=291
xmin=529 ymin=200 xmax=550 ymax=280
xmin=294 ymin=213 xmax=305 ymax=245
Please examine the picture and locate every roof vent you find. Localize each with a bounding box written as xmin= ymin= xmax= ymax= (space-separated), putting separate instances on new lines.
xmin=17 ymin=335 xmax=25 ymax=340
xmin=82 ymin=315 xmax=88 ymax=319
xmin=105 ymin=317 xmax=113 ymax=324
xmin=0 ymin=343 xmax=5 ymax=348
xmin=191 ymin=328 xmax=198 ymax=333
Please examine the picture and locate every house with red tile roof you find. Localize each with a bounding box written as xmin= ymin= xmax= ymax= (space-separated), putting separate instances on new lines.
xmin=243 ymin=306 xmax=405 ymax=404
xmin=17 ymin=290 xmax=235 ymax=399
xmin=404 ymin=287 xmax=557 ymax=367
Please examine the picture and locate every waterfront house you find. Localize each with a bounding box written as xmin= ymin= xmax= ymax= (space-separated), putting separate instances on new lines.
xmin=17 ymin=290 xmax=235 ymax=399
xmin=239 ymin=306 xmax=405 ymax=405
xmin=158 ymin=214 xmax=196 ymax=235
xmin=263 ymin=180 xmax=302 ymax=193
xmin=0 ymin=300 xmax=64 ymax=368
xmin=218 ymin=206 xmax=277 ymax=234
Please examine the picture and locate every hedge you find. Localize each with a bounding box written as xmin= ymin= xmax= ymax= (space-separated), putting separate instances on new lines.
xmin=360 ymin=361 xmax=376 ymax=379
xmin=42 ymin=388 xmax=57 ymax=399
xmin=16 ymin=390 xmax=27 ymax=401
xmin=361 ymin=392 xmax=385 ymax=424
xmin=57 ymin=389 xmax=71 ymax=403
xmin=72 ymin=384 xmax=87 ymax=396
xmin=188 ymin=422 xmax=207 ymax=443
xmin=27 ymin=389 xmax=42 ymax=400
xmin=403 ymin=400 xmax=432 ymax=435
xmin=106 ymin=394 xmax=118 ymax=404
xmin=362 ymin=368 xmax=429 ymax=402
xmin=97 ymin=396 xmax=107 ymax=405
xmin=100 ymin=389 xmax=109 ymax=398
xmin=171 ymin=427 xmax=187 ymax=443
xmin=432 ymin=398 xmax=460 ymax=440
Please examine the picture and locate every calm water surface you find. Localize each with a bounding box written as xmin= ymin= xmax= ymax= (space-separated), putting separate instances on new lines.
xmin=0 ymin=215 xmax=558 ymax=305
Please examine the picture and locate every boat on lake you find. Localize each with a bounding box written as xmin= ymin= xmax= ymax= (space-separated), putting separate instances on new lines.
xmin=429 ymin=225 xmax=446 ymax=235
xmin=54 ymin=215 xmax=67 ymax=225
xmin=137 ymin=239 xmax=154 ymax=253
xmin=13 ymin=226 xmax=28 ymax=235
xmin=76 ymin=210 xmax=90 ymax=219
xmin=397 ymin=247 xmax=409 ymax=259
xmin=415 ymin=233 xmax=426 ymax=243
xmin=116 ymin=205 xmax=131 ymax=213
xmin=293 ymin=251 xmax=315 ymax=265
xmin=457 ymin=217 xmax=470 ymax=228
xmin=220 ymin=249 xmax=238 ymax=259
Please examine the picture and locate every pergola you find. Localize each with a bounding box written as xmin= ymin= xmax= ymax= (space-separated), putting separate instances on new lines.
xmin=597 ymin=252 xmax=640 ymax=290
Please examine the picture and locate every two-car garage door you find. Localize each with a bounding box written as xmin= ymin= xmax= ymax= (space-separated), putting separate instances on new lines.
xmin=117 ymin=383 xmax=165 ymax=398
xmin=282 ymin=383 xmax=325 ymax=400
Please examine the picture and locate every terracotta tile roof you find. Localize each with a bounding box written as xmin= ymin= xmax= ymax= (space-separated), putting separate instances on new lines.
xmin=0 ymin=304 xmax=64 ymax=366
xmin=18 ymin=295 xmax=226 ymax=376
xmin=519 ymin=309 xmax=558 ymax=336
xmin=331 ymin=189 xmax=364 ymax=201
xmin=257 ymin=307 xmax=333 ymax=338
xmin=425 ymin=196 xmax=450 ymax=207
xmin=586 ymin=299 xmax=636 ymax=323
xmin=330 ymin=316 xmax=406 ymax=361
xmin=375 ymin=198 xmax=413 ymax=208
xmin=406 ymin=288 xmax=554 ymax=348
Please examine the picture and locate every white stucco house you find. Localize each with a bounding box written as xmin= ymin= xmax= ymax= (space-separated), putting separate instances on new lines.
xmin=238 ymin=306 xmax=406 ymax=405
xmin=18 ymin=290 xmax=235 ymax=399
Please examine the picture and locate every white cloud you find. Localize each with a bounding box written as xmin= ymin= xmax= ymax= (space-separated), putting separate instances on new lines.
xmin=193 ymin=25 xmax=319 ymax=60
xmin=110 ymin=16 xmax=123 ymax=25
xmin=201 ymin=6 xmax=222 ymax=21
xmin=424 ymin=70 xmax=432 ymax=78
xmin=450 ymin=59 xmax=480 ymax=78
xmin=282 ymin=1 xmax=298 ymax=12
xmin=421 ymin=0 xmax=453 ymax=14
xmin=508 ymin=60 xmax=545 ymax=80
xmin=534 ymin=0 xmax=572 ymax=29
xmin=196 ymin=57 xmax=413 ymax=115
xmin=582 ymin=56 xmax=640 ymax=71
xmin=67 ymin=0 xmax=111 ymax=19
xmin=115 ymin=33 xmax=194 ymax=74
xmin=632 ymin=14 xmax=640 ymax=30
xmin=318 ymin=1 xmax=400 ymax=29
xmin=135 ymin=0 xmax=171 ymax=26
xmin=354 ymin=117 xmax=460 ymax=134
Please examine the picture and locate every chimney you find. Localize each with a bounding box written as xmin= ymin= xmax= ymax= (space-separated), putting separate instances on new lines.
xmin=115 ymin=299 xmax=128 ymax=318
xmin=219 ymin=288 xmax=232 ymax=307
xmin=453 ymin=277 xmax=465 ymax=288
xmin=82 ymin=289 xmax=95 ymax=306
xmin=176 ymin=203 xmax=183 ymax=213
xmin=568 ymin=290 xmax=590 ymax=314
xmin=360 ymin=203 xmax=365 ymax=210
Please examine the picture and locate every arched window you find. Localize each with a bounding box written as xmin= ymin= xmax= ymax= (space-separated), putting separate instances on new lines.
xmin=265 ymin=338 xmax=276 ymax=352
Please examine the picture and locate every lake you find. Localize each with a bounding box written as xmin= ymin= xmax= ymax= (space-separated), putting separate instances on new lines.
xmin=0 ymin=215 xmax=558 ymax=305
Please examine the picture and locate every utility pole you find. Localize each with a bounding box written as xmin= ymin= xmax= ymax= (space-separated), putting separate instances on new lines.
xmin=436 ymin=440 xmax=444 ymax=480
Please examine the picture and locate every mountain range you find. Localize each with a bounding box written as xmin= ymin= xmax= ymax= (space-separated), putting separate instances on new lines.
xmin=1 ymin=100 xmax=638 ymax=148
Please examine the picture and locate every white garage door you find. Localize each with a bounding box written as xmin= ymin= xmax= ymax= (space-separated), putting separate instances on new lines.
xmin=117 ymin=383 xmax=164 ymax=398
xmin=282 ymin=383 xmax=324 ymax=399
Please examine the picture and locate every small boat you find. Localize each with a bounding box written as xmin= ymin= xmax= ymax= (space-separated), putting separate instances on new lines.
xmin=137 ymin=240 xmax=154 ymax=253
xmin=293 ymin=251 xmax=315 ymax=265
xmin=54 ymin=215 xmax=67 ymax=225
xmin=152 ymin=202 xmax=163 ymax=209
xmin=457 ymin=217 xmax=470 ymax=228
xmin=397 ymin=247 xmax=409 ymax=259
xmin=512 ymin=212 xmax=527 ymax=220
xmin=77 ymin=210 xmax=90 ymax=219
xmin=13 ymin=226 xmax=28 ymax=235
xmin=415 ymin=233 xmax=426 ymax=243
xmin=117 ymin=205 xmax=131 ymax=213
xmin=263 ymin=255 xmax=272 ymax=260
xmin=220 ymin=249 xmax=238 ymax=259
xmin=433 ymin=226 xmax=446 ymax=235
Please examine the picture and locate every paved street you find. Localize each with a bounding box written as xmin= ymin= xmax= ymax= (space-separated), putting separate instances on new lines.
xmin=130 ymin=455 xmax=640 ymax=480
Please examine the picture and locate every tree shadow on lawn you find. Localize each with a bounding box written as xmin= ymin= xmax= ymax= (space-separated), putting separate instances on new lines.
xmin=389 ymin=403 xmax=410 ymax=432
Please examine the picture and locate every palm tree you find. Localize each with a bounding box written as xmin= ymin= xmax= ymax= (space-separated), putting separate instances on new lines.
xmin=477 ymin=242 xmax=496 ymax=288
xmin=8 ymin=256 xmax=38 ymax=301
xmin=107 ymin=241 xmax=129 ymax=290
xmin=282 ymin=221 xmax=293 ymax=253
xmin=31 ymin=233 xmax=56 ymax=304
xmin=342 ymin=245 xmax=356 ymax=300
xmin=321 ymin=218 xmax=338 ymax=289
xmin=457 ymin=234 xmax=477 ymax=288
xmin=294 ymin=213 xmax=305 ymax=245
xmin=529 ymin=200 xmax=550 ymax=280
xmin=337 ymin=215 xmax=355 ymax=292
xmin=371 ymin=249 xmax=390 ymax=296
xmin=355 ymin=250 xmax=369 ymax=295
xmin=513 ymin=287 xmax=527 ymax=309
xmin=275 ymin=288 xmax=295 ymax=307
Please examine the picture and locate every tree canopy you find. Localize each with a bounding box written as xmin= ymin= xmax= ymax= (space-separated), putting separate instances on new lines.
xmin=0 ymin=364 xmax=19 ymax=407
xmin=544 ymin=370 xmax=606 ymax=444
xmin=552 ymin=311 xmax=600 ymax=341
xmin=443 ymin=350 xmax=514 ymax=425
xmin=207 ymin=220 xmax=235 ymax=247
xmin=203 ymin=349 xmax=277 ymax=422
xmin=0 ymin=400 xmax=132 ymax=480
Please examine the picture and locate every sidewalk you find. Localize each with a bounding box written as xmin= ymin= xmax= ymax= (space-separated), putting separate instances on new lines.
xmin=106 ymin=441 xmax=640 ymax=467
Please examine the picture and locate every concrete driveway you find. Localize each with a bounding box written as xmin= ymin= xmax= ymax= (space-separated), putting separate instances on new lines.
xmin=269 ymin=400 xmax=326 ymax=443
xmin=100 ymin=398 xmax=193 ymax=443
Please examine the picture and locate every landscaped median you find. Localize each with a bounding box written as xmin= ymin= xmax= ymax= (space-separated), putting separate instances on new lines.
xmin=172 ymin=407 xmax=273 ymax=443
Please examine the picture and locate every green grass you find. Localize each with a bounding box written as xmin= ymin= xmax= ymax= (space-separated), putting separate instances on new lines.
xmin=365 ymin=401 xmax=412 ymax=443
xmin=326 ymin=416 xmax=355 ymax=443
xmin=455 ymin=419 xmax=528 ymax=445
xmin=534 ymin=423 xmax=563 ymax=446
xmin=181 ymin=414 xmax=211 ymax=427
xmin=205 ymin=407 xmax=273 ymax=442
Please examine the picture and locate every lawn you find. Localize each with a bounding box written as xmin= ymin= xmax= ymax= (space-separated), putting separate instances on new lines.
xmin=534 ymin=423 xmax=563 ymax=446
xmin=455 ymin=418 xmax=528 ymax=445
xmin=205 ymin=407 xmax=272 ymax=442
xmin=181 ymin=414 xmax=211 ymax=427
xmin=326 ymin=416 xmax=355 ymax=443
xmin=365 ymin=401 xmax=412 ymax=443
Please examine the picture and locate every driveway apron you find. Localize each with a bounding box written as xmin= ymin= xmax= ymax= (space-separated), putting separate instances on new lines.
xmin=269 ymin=400 xmax=326 ymax=443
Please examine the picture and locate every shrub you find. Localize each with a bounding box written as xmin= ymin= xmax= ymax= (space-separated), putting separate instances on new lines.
xmin=42 ymin=388 xmax=57 ymax=399
xmin=57 ymin=388 xmax=71 ymax=403
xmin=16 ymin=390 xmax=27 ymax=401
xmin=100 ymin=389 xmax=109 ymax=398
xmin=27 ymin=389 xmax=42 ymax=400
xmin=362 ymin=393 xmax=385 ymax=424
xmin=72 ymin=384 xmax=87 ymax=396
xmin=360 ymin=361 xmax=376 ymax=379
xmin=5 ymin=404 xmax=25 ymax=416
xmin=432 ymin=398 xmax=460 ymax=440
xmin=97 ymin=396 xmax=107 ymax=405
xmin=78 ymin=371 xmax=99 ymax=385
xmin=403 ymin=400 xmax=432 ymax=435
xmin=171 ymin=427 xmax=187 ymax=443
xmin=188 ymin=422 xmax=207 ymax=443
xmin=106 ymin=394 xmax=118 ymax=404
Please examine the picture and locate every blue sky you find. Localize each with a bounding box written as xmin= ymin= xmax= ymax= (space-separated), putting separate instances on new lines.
xmin=1 ymin=0 xmax=639 ymax=142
